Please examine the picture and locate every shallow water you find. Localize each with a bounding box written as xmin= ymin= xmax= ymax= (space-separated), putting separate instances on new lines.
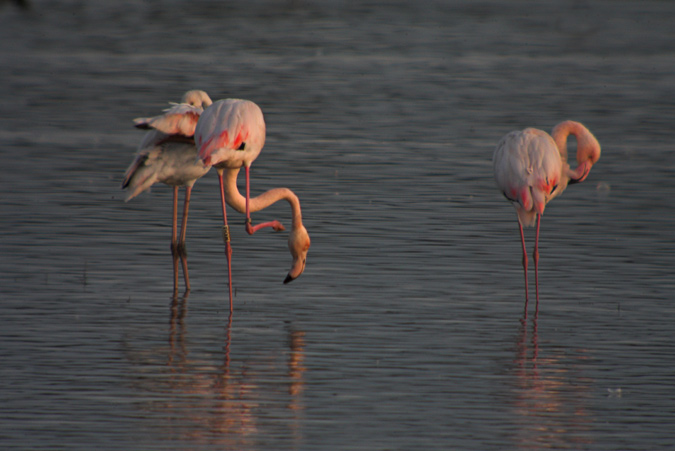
xmin=2 ymin=0 xmax=675 ymax=449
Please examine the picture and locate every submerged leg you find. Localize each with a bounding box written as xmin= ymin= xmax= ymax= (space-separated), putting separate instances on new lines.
xmin=518 ymin=220 xmax=529 ymax=317
xmin=178 ymin=186 xmax=192 ymax=292
xmin=219 ymin=170 xmax=234 ymax=313
xmin=533 ymin=214 xmax=541 ymax=315
xmin=243 ymin=165 xmax=285 ymax=235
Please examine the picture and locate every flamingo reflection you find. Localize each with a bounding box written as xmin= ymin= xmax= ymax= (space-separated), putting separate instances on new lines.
xmin=511 ymin=316 xmax=593 ymax=449
xmin=287 ymin=330 xmax=307 ymax=447
xmin=166 ymin=297 xmax=258 ymax=443
xmin=126 ymin=295 xmax=307 ymax=448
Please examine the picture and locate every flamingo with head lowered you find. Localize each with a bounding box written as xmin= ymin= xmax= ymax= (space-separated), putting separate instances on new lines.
xmin=493 ymin=120 xmax=601 ymax=314
xmin=195 ymin=99 xmax=311 ymax=312
xmin=122 ymin=90 xmax=213 ymax=292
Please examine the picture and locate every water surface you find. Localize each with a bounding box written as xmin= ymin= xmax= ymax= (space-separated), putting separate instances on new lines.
xmin=1 ymin=1 xmax=675 ymax=449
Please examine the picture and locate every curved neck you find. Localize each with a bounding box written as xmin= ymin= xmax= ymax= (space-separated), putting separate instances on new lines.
xmin=551 ymin=120 xmax=581 ymax=163
xmin=551 ymin=121 xmax=599 ymax=183
xmin=222 ymin=168 xmax=304 ymax=227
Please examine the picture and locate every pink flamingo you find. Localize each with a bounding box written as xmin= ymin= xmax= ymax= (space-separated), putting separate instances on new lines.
xmin=493 ymin=120 xmax=601 ymax=313
xmin=195 ymin=99 xmax=310 ymax=312
xmin=123 ymin=90 xmax=213 ymax=292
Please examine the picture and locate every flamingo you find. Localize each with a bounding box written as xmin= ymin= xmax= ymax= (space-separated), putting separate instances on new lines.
xmin=122 ymin=90 xmax=213 ymax=292
xmin=194 ymin=99 xmax=310 ymax=312
xmin=493 ymin=120 xmax=601 ymax=313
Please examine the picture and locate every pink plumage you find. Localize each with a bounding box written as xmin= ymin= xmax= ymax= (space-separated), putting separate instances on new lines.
xmin=195 ymin=99 xmax=266 ymax=169
xmin=194 ymin=98 xmax=309 ymax=313
xmin=493 ymin=127 xmax=564 ymax=227
xmin=493 ymin=120 xmax=601 ymax=312
xmin=133 ymin=90 xmax=213 ymax=141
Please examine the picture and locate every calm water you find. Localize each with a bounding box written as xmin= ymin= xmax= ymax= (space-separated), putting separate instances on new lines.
xmin=2 ymin=0 xmax=675 ymax=449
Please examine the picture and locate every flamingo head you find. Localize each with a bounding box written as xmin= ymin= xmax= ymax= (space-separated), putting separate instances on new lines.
xmin=552 ymin=121 xmax=601 ymax=185
xmin=568 ymin=129 xmax=601 ymax=184
xmin=181 ymin=90 xmax=213 ymax=109
xmin=283 ymin=224 xmax=311 ymax=284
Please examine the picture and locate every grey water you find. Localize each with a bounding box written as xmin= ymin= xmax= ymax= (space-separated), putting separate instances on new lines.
xmin=2 ymin=0 xmax=675 ymax=449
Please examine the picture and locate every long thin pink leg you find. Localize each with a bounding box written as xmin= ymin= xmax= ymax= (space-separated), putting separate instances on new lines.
xmin=533 ymin=214 xmax=541 ymax=315
xmin=178 ymin=186 xmax=192 ymax=292
xmin=171 ymin=186 xmax=180 ymax=293
xmin=243 ymin=166 xmax=285 ymax=235
xmin=218 ymin=170 xmax=234 ymax=314
xmin=245 ymin=165 xmax=250 ymax=225
xmin=518 ymin=220 xmax=529 ymax=317
xmin=179 ymin=187 xmax=191 ymax=247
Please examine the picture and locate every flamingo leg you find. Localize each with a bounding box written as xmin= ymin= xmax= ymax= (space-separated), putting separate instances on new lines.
xmin=171 ymin=186 xmax=180 ymax=294
xmin=533 ymin=214 xmax=541 ymax=315
xmin=244 ymin=165 xmax=285 ymax=235
xmin=218 ymin=170 xmax=234 ymax=313
xmin=245 ymin=165 xmax=250 ymax=227
xmin=518 ymin=220 xmax=529 ymax=316
xmin=178 ymin=186 xmax=192 ymax=292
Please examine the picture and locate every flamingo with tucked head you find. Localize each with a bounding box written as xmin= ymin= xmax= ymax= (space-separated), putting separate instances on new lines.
xmin=493 ymin=120 xmax=601 ymax=313
xmin=123 ymin=90 xmax=212 ymax=291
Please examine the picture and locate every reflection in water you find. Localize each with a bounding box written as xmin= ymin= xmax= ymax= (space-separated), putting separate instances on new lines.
xmin=165 ymin=206 xmax=193 ymax=295
xmin=171 ymin=236 xmax=191 ymax=295
xmin=164 ymin=302 xmax=258 ymax=446
xmin=511 ymin=316 xmax=593 ymax=449
xmin=168 ymin=291 xmax=188 ymax=369
xmin=126 ymin=290 xmax=306 ymax=449
xmin=287 ymin=330 xmax=306 ymax=447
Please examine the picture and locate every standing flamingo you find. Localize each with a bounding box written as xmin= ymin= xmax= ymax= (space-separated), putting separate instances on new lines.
xmin=122 ymin=90 xmax=213 ymax=292
xmin=493 ymin=120 xmax=601 ymax=313
xmin=194 ymin=99 xmax=310 ymax=312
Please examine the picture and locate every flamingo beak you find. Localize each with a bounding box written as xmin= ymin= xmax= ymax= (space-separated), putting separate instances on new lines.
xmin=568 ymin=161 xmax=592 ymax=185
xmin=283 ymin=257 xmax=306 ymax=284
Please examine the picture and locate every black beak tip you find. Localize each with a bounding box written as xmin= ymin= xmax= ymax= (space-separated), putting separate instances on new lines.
xmin=283 ymin=274 xmax=295 ymax=284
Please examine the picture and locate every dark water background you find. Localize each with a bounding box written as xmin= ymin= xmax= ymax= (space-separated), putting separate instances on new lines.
xmin=1 ymin=0 xmax=675 ymax=449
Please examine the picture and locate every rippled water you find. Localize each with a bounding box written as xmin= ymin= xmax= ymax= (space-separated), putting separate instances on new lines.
xmin=2 ymin=0 xmax=675 ymax=449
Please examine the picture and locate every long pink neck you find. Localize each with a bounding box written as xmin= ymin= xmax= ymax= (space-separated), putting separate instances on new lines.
xmin=222 ymin=168 xmax=304 ymax=228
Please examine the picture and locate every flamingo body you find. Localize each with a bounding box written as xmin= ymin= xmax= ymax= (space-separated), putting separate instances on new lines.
xmin=122 ymin=140 xmax=209 ymax=201
xmin=493 ymin=128 xmax=564 ymax=227
xmin=195 ymin=99 xmax=266 ymax=169
xmin=123 ymin=90 xmax=213 ymax=201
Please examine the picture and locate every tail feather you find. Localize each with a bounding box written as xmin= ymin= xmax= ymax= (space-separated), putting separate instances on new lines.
xmin=123 ymin=170 xmax=157 ymax=202
xmin=121 ymin=151 xmax=159 ymax=201
xmin=133 ymin=119 xmax=153 ymax=130
xmin=121 ymin=153 xmax=148 ymax=189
